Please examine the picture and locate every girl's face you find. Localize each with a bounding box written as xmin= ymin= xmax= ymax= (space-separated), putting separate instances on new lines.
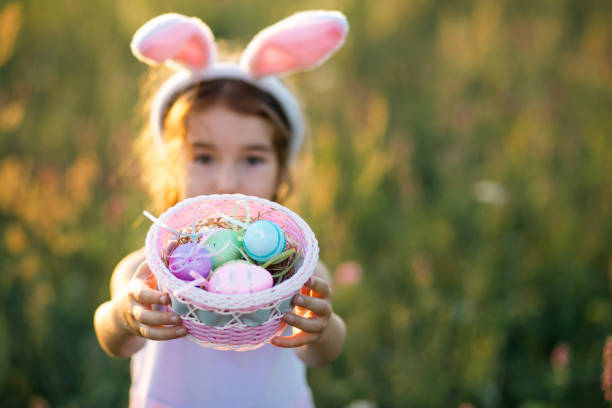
xmin=181 ymin=105 xmax=282 ymax=201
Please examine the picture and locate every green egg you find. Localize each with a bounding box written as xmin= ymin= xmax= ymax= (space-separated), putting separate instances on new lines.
xmin=205 ymin=229 xmax=243 ymax=269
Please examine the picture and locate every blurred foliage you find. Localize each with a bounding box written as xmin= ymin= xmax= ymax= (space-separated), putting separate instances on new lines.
xmin=1 ymin=0 xmax=612 ymax=407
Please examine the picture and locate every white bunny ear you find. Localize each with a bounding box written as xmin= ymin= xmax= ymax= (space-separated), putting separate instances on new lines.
xmin=131 ymin=13 xmax=216 ymax=71
xmin=241 ymin=10 xmax=349 ymax=77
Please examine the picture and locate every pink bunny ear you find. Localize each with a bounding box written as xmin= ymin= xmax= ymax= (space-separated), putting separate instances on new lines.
xmin=241 ymin=10 xmax=349 ymax=77
xmin=131 ymin=13 xmax=216 ymax=71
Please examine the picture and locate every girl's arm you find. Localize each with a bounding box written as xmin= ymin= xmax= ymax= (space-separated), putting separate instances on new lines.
xmin=93 ymin=250 xmax=186 ymax=358
xmin=271 ymin=262 xmax=346 ymax=367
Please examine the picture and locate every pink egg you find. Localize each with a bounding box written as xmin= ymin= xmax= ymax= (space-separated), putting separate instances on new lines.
xmin=207 ymin=261 xmax=273 ymax=294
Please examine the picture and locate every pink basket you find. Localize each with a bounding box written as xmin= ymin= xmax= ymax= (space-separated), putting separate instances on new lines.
xmin=144 ymin=194 xmax=319 ymax=351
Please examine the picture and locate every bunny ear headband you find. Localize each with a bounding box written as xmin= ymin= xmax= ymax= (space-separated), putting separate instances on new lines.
xmin=130 ymin=10 xmax=349 ymax=162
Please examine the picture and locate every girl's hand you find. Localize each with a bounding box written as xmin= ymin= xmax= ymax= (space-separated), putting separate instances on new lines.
xmin=271 ymin=276 xmax=333 ymax=348
xmin=114 ymin=262 xmax=187 ymax=341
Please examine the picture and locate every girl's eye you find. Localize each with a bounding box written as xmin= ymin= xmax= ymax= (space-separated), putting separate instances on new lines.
xmin=246 ymin=156 xmax=265 ymax=166
xmin=194 ymin=154 xmax=213 ymax=165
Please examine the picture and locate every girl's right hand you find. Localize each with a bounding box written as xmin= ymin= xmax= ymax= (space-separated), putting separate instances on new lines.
xmin=115 ymin=262 xmax=187 ymax=340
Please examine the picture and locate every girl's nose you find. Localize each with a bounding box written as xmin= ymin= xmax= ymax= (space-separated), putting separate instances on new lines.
xmin=216 ymin=162 xmax=239 ymax=194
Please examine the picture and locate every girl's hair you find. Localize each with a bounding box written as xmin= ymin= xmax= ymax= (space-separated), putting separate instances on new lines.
xmin=134 ymin=70 xmax=294 ymax=213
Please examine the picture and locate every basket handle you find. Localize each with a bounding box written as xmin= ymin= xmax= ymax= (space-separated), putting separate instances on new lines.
xmin=143 ymin=210 xmax=200 ymax=242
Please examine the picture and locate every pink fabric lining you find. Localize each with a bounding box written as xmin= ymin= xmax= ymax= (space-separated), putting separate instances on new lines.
xmin=139 ymin=29 xmax=208 ymax=68
xmin=132 ymin=15 xmax=215 ymax=70
xmin=248 ymin=20 xmax=346 ymax=76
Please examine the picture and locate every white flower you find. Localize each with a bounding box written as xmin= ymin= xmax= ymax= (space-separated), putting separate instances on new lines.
xmin=473 ymin=180 xmax=508 ymax=205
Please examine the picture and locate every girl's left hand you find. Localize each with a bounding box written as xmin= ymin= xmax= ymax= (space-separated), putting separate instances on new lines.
xmin=271 ymin=276 xmax=333 ymax=348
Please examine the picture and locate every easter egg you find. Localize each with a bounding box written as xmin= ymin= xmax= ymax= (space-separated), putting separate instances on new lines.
xmin=168 ymin=242 xmax=212 ymax=281
xmin=243 ymin=220 xmax=286 ymax=263
xmin=205 ymin=229 xmax=243 ymax=269
xmin=207 ymin=261 xmax=273 ymax=294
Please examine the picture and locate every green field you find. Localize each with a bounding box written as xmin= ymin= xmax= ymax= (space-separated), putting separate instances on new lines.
xmin=1 ymin=1 xmax=612 ymax=407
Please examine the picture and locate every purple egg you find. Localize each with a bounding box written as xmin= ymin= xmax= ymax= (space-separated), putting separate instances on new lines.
xmin=168 ymin=242 xmax=213 ymax=281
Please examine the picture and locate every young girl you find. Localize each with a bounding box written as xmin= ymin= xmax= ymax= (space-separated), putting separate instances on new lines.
xmin=94 ymin=11 xmax=349 ymax=407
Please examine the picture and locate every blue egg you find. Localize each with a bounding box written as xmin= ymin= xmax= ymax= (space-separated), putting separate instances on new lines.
xmin=243 ymin=220 xmax=286 ymax=263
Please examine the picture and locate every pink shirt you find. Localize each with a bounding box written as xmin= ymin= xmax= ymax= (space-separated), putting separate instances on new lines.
xmin=129 ymin=336 xmax=314 ymax=408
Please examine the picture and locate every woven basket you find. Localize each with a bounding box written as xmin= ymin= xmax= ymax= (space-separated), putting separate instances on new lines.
xmin=144 ymin=194 xmax=319 ymax=351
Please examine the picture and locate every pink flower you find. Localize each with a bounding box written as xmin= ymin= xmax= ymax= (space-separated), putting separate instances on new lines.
xmin=334 ymin=261 xmax=362 ymax=287
xmin=550 ymin=342 xmax=570 ymax=372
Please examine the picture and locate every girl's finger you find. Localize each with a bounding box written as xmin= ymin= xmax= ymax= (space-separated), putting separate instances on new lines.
xmin=303 ymin=276 xmax=332 ymax=299
xmin=132 ymin=285 xmax=170 ymax=305
xmin=271 ymin=330 xmax=317 ymax=348
xmin=164 ymin=240 xmax=179 ymax=255
xmin=132 ymin=261 xmax=159 ymax=289
xmin=283 ymin=313 xmax=326 ymax=334
xmin=136 ymin=323 xmax=187 ymax=341
xmin=293 ymin=294 xmax=332 ymax=317
xmin=162 ymin=240 xmax=178 ymax=264
xmin=134 ymin=309 xmax=183 ymax=327
xmin=133 ymin=262 xmax=153 ymax=281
